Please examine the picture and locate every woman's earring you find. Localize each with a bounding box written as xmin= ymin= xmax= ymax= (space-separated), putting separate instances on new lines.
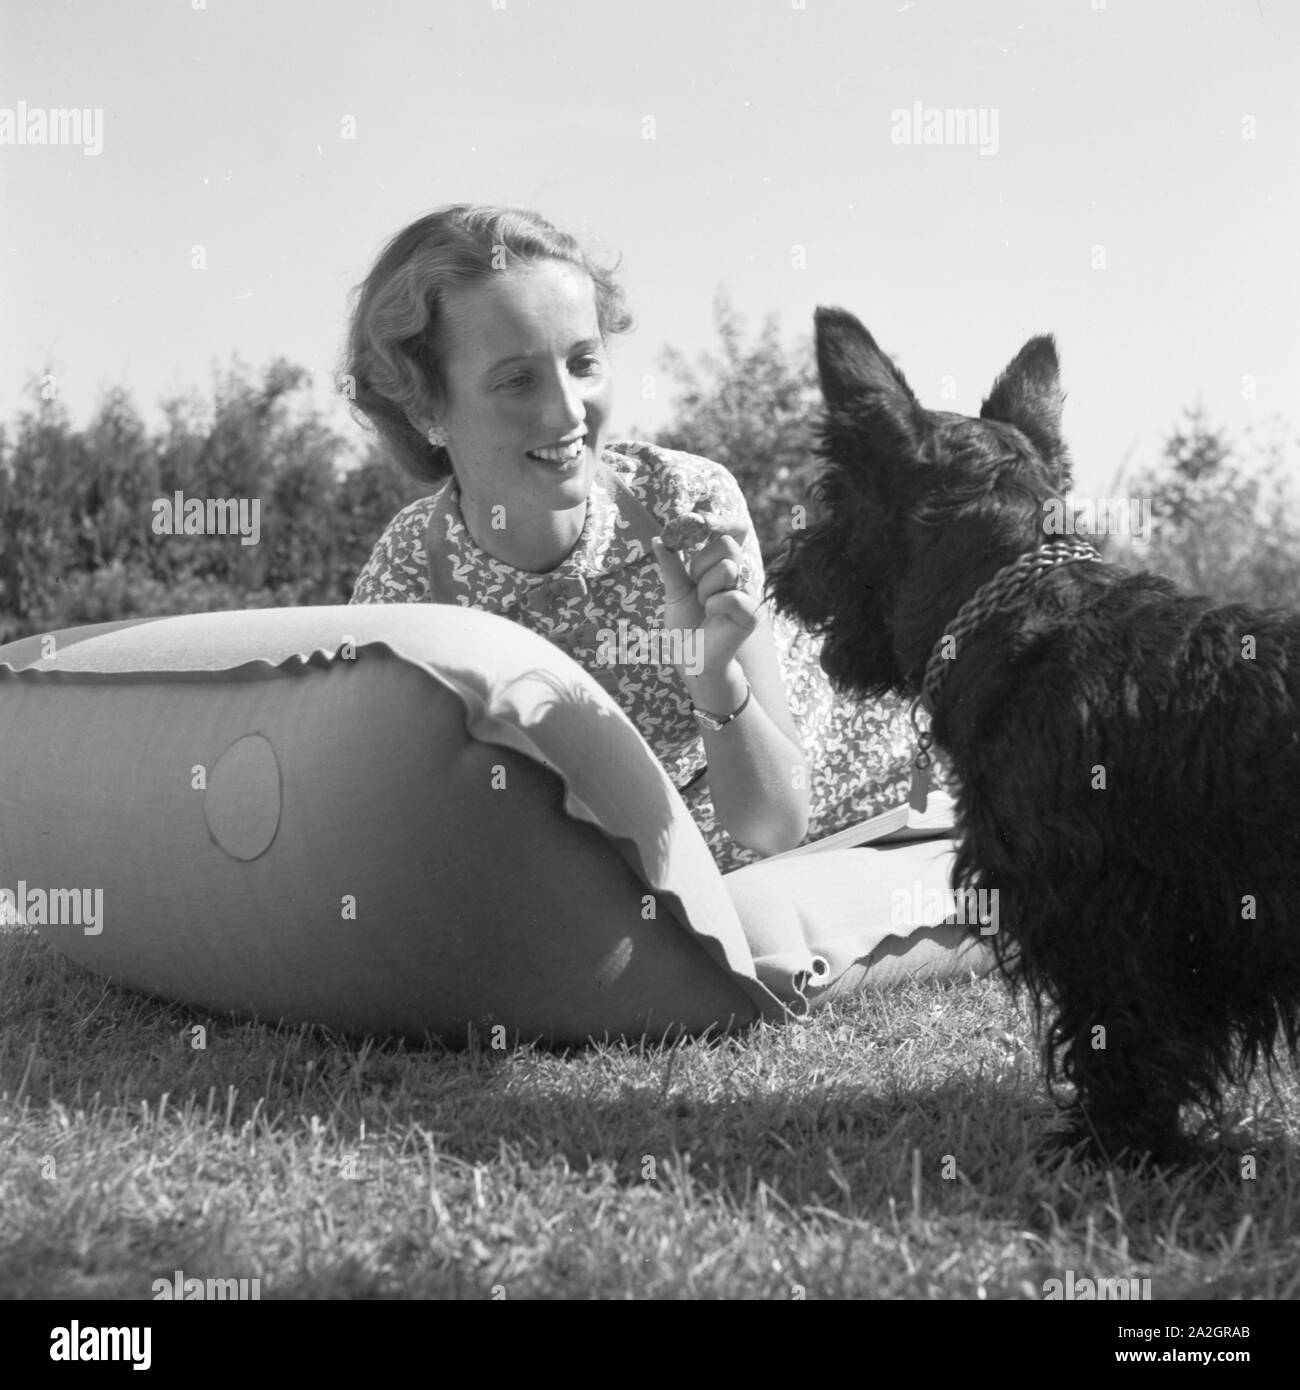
xmin=427 ymin=423 xmax=449 ymax=449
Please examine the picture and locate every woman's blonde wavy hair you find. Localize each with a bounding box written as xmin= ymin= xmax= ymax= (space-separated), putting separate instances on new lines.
xmin=343 ymin=205 xmax=633 ymax=486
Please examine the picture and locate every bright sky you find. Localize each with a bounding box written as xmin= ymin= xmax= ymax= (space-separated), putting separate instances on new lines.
xmin=2 ymin=0 xmax=1296 ymax=499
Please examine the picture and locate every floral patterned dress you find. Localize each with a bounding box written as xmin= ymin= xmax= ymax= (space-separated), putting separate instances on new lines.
xmin=349 ymin=440 xmax=919 ymax=872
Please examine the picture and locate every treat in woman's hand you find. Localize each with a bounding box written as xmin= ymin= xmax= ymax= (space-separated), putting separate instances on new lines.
xmin=660 ymin=496 xmax=720 ymax=552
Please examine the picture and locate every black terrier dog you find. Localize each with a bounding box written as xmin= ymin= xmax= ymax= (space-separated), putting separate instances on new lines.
xmin=772 ymin=306 xmax=1300 ymax=1163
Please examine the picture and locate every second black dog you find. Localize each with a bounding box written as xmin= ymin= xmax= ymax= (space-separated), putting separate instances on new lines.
xmin=771 ymin=306 xmax=1300 ymax=1163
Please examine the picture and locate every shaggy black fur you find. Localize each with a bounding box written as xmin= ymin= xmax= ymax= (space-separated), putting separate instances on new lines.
xmin=770 ymin=306 xmax=1300 ymax=1163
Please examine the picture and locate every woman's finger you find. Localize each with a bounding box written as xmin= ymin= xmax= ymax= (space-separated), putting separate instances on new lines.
xmin=682 ymin=531 xmax=742 ymax=579
xmin=695 ymin=557 xmax=745 ymax=603
xmin=702 ymin=586 xmax=760 ymax=631
xmin=650 ymin=537 xmax=697 ymax=603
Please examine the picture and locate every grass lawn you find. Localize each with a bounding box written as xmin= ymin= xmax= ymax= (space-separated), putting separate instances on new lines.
xmin=2 ymin=921 xmax=1297 ymax=1301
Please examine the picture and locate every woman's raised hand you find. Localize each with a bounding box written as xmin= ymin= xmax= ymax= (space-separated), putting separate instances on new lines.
xmin=651 ymin=514 xmax=759 ymax=680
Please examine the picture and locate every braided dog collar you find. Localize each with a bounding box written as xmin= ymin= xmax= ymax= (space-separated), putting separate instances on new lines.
xmin=915 ymin=538 xmax=1103 ymax=720
xmin=903 ymin=539 xmax=1101 ymax=812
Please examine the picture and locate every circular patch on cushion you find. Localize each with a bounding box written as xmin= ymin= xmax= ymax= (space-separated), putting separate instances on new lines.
xmin=204 ymin=733 xmax=282 ymax=861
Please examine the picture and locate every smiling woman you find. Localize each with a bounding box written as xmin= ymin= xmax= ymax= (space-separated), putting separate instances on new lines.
xmin=342 ymin=204 xmax=936 ymax=877
xmin=343 ymin=206 xmax=632 ymax=494
xmin=344 ymin=204 xmax=811 ymax=863
xmin=418 ymin=256 xmax=616 ymax=574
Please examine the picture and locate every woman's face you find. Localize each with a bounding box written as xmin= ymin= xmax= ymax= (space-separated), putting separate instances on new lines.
xmin=432 ymin=259 xmax=614 ymax=517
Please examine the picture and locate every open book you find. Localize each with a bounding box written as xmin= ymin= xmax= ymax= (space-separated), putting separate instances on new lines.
xmin=768 ymin=788 xmax=959 ymax=860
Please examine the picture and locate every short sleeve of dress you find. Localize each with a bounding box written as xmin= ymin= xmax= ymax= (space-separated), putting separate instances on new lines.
xmin=349 ymin=497 xmax=436 ymax=604
xmin=604 ymin=440 xmax=765 ymax=572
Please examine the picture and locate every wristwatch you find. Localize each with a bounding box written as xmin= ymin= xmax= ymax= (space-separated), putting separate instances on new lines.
xmin=691 ymin=683 xmax=752 ymax=732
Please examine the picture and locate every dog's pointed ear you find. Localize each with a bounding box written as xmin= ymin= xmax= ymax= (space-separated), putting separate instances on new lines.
xmin=980 ymin=336 xmax=1071 ymax=482
xmin=814 ymin=307 xmax=920 ymax=459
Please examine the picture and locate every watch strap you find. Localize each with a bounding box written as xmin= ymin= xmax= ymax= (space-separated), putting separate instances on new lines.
xmin=691 ymin=682 xmax=752 ymax=731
